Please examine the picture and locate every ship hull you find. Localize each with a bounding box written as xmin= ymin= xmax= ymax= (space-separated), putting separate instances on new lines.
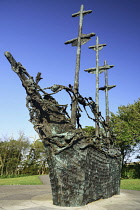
xmin=4 ymin=51 xmax=122 ymax=207
xmin=47 ymin=144 xmax=122 ymax=207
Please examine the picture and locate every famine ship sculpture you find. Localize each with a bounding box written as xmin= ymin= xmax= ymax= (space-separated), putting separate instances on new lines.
xmin=5 ymin=5 xmax=122 ymax=207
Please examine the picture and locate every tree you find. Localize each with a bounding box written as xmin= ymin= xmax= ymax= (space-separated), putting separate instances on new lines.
xmin=83 ymin=126 xmax=107 ymax=137
xmin=0 ymin=133 xmax=30 ymax=176
xmin=83 ymin=126 xmax=95 ymax=136
xmin=110 ymin=99 xmax=140 ymax=164
xmin=23 ymin=139 xmax=48 ymax=175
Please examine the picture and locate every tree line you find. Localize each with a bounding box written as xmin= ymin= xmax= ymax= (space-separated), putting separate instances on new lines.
xmin=110 ymin=98 xmax=140 ymax=165
xmin=0 ymin=133 xmax=48 ymax=177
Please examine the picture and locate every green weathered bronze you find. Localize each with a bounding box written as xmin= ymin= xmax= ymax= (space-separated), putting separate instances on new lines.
xmin=5 ymin=51 xmax=122 ymax=207
xmin=4 ymin=4 xmax=122 ymax=207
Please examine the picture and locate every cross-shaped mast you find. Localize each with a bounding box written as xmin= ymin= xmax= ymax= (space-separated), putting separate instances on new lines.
xmin=99 ymin=60 xmax=116 ymax=137
xmin=65 ymin=4 xmax=95 ymax=127
xmin=84 ymin=36 xmax=106 ymax=137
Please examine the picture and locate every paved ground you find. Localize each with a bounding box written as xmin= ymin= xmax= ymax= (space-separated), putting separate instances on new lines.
xmin=0 ymin=175 xmax=140 ymax=210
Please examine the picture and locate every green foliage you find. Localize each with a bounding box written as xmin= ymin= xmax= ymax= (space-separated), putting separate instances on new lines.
xmin=83 ymin=126 xmax=106 ymax=137
xmin=121 ymin=163 xmax=140 ymax=179
xmin=0 ymin=175 xmax=43 ymax=185
xmin=110 ymin=99 xmax=140 ymax=163
xmin=120 ymin=179 xmax=140 ymax=191
xmin=0 ymin=134 xmax=48 ymax=176
xmin=83 ymin=126 xmax=95 ymax=136
xmin=0 ymin=133 xmax=30 ymax=176
xmin=22 ymin=139 xmax=48 ymax=175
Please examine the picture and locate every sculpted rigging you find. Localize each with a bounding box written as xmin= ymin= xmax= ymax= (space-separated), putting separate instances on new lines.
xmin=5 ymin=4 xmax=122 ymax=207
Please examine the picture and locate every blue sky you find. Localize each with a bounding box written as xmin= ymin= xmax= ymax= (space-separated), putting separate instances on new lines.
xmin=0 ymin=0 xmax=140 ymax=139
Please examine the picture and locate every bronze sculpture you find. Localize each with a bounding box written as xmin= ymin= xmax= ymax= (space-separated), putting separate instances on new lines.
xmin=5 ymin=4 xmax=122 ymax=207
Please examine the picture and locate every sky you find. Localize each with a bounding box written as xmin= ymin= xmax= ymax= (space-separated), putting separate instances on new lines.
xmin=0 ymin=0 xmax=140 ymax=140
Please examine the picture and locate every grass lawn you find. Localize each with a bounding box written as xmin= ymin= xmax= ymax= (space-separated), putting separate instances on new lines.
xmin=121 ymin=179 xmax=140 ymax=191
xmin=0 ymin=175 xmax=43 ymax=185
xmin=0 ymin=175 xmax=140 ymax=190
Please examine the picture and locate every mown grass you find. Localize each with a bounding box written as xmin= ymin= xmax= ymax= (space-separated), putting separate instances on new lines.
xmin=121 ymin=179 xmax=140 ymax=191
xmin=0 ymin=175 xmax=43 ymax=185
xmin=0 ymin=175 xmax=140 ymax=190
